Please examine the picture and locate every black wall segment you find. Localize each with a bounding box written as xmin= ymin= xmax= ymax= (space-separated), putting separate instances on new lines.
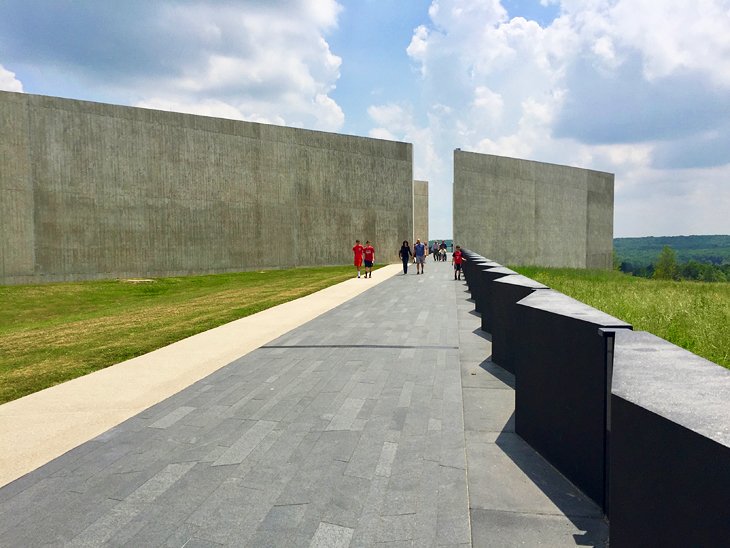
xmin=454 ymin=256 xmax=730 ymax=544
xmin=463 ymin=258 xmax=486 ymax=294
xmin=513 ymin=290 xmax=631 ymax=510
xmin=489 ymin=275 xmax=549 ymax=374
xmin=462 ymin=251 xmax=499 ymax=296
xmin=476 ymin=266 xmax=516 ymax=327
xmin=460 ymin=249 xmax=480 ymax=292
xmin=609 ymin=330 xmax=730 ymax=547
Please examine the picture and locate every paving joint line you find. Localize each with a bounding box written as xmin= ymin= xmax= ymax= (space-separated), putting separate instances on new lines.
xmin=261 ymin=344 xmax=459 ymax=350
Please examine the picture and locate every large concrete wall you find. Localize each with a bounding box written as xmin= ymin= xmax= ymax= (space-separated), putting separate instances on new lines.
xmin=0 ymin=91 xmax=413 ymax=284
xmin=453 ymin=150 xmax=613 ymax=269
xmin=413 ymin=179 xmax=428 ymax=243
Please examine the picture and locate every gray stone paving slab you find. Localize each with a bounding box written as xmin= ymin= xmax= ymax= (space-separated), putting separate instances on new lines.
xmin=462 ymin=387 xmax=515 ymax=433
xmin=309 ymin=521 xmax=354 ymax=547
xmin=461 ymin=359 xmax=515 ymax=390
xmin=470 ymin=509 xmax=608 ymax=547
xmin=374 ymin=441 xmax=399 ymax=478
xmin=179 ymin=537 xmax=224 ymax=548
xmin=212 ymin=420 xmax=278 ymax=466
xmin=121 ymin=464 xmax=231 ymax=546
xmin=0 ymin=262 xmax=609 ymax=546
xmin=8 ymin=492 xmax=119 ymax=546
xmin=68 ymin=461 xmax=197 ymax=547
xmin=326 ymin=397 xmax=367 ymax=431
xmin=465 ymin=431 xmax=601 ymax=517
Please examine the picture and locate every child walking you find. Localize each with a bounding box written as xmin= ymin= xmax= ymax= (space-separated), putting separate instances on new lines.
xmin=352 ymin=239 xmax=364 ymax=278
xmin=452 ymin=245 xmax=464 ymax=280
xmin=363 ymin=240 xmax=375 ymax=278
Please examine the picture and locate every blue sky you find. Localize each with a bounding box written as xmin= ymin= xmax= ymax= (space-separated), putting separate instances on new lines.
xmin=1 ymin=0 xmax=729 ymax=238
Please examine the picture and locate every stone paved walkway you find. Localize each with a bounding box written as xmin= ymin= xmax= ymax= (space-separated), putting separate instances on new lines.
xmin=0 ymin=261 xmax=607 ymax=546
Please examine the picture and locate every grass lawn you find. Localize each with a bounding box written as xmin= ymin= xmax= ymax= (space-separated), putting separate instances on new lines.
xmin=514 ymin=267 xmax=730 ymax=369
xmin=0 ymin=265 xmax=364 ymax=404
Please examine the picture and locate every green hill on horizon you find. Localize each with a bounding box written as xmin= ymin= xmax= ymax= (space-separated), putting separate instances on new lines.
xmin=614 ymin=234 xmax=730 ymax=268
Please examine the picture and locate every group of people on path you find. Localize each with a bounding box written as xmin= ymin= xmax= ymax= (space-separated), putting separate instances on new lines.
xmin=398 ymin=239 xmax=428 ymax=275
xmin=430 ymin=240 xmax=449 ymax=262
xmin=353 ymin=238 xmax=463 ymax=280
xmin=399 ymin=239 xmax=464 ymax=278
xmin=351 ymin=240 xmax=376 ymax=279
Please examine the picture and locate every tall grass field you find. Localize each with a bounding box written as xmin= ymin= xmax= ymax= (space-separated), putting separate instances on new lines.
xmin=514 ymin=267 xmax=729 ymax=370
xmin=0 ymin=265 xmax=362 ymax=404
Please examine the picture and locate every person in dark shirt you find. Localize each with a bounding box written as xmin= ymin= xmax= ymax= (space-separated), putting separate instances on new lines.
xmin=398 ymin=240 xmax=412 ymax=274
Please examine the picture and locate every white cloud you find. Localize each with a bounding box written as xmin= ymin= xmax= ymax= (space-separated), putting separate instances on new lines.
xmin=137 ymin=2 xmax=345 ymax=131
xmin=368 ymin=100 xmax=480 ymax=239
xmin=368 ymin=104 xmax=415 ymax=135
xmin=368 ymin=102 xmax=443 ymax=196
xmin=605 ymin=0 xmax=730 ymax=86
xmin=368 ymin=127 xmax=397 ymax=141
xmin=472 ymin=86 xmax=504 ymax=126
xmin=0 ymin=64 xmax=23 ymax=92
xmin=406 ymin=26 xmax=430 ymax=75
xmin=615 ymin=166 xmax=730 ymax=236
xmin=135 ymin=97 xmax=252 ymax=123
xmin=0 ymin=1 xmax=344 ymax=131
xmin=406 ymin=0 xmax=730 ymax=236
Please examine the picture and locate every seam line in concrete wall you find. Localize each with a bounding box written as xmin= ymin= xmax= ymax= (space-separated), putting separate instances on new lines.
xmin=25 ymin=94 xmax=36 ymax=278
xmin=585 ymin=184 xmax=590 ymax=268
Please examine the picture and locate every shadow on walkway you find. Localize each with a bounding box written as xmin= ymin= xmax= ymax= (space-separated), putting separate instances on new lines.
xmin=457 ymin=275 xmax=609 ymax=547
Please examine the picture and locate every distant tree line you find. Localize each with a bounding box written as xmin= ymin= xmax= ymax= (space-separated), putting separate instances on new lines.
xmin=614 ymin=235 xmax=730 ymax=264
xmin=616 ymin=245 xmax=730 ymax=282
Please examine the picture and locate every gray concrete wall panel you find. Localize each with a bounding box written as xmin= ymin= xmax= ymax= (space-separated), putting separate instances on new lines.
xmin=0 ymin=93 xmax=35 ymax=279
xmin=413 ymin=179 xmax=428 ymax=242
xmin=533 ymin=166 xmax=587 ymax=268
xmin=453 ymin=150 xmax=613 ymax=269
xmin=0 ymin=91 xmax=413 ymax=283
xmin=586 ymin=173 xmax=614 ymax=269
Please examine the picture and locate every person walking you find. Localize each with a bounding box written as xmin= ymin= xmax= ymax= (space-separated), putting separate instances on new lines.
xmin=363 ymin=240 xmax=375 ymax=278
xmin=352 ymin=239 xmax=364 ymax=278
xmin=414 ymin=238 xmax=427 ymax=274
xmin=399 ymin=240 xmax=412 ymax=274
xmin=432 ymin=241 xmax=439 ymax=261
xmin=439 ymin=241 xmax=447 ymax=261
xmin=452 ymin=245 xmax=464 ymax=280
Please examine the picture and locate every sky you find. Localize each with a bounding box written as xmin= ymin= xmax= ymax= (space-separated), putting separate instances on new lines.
xmin=1 ymin=0 xmax=729 ymax=239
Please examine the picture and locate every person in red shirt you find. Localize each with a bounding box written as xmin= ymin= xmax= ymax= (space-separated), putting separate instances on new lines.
xmin=452 ymin=245 xmax=465 ymax=280
xmin=362 ymin=240 xmax=375 ymax=278
xmin=352 ymin=239 xmax=364 ymax=278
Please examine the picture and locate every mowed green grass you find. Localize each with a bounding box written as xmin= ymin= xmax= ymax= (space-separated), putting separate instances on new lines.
xmin=0 ymin=265 xmax=361 ymax=404
xmin=514 ymin=267 xmax=730 ymax=369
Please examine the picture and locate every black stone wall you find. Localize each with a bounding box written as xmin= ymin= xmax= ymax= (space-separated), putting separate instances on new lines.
xmin=460 ymin=249 xmax=730 ymax=544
